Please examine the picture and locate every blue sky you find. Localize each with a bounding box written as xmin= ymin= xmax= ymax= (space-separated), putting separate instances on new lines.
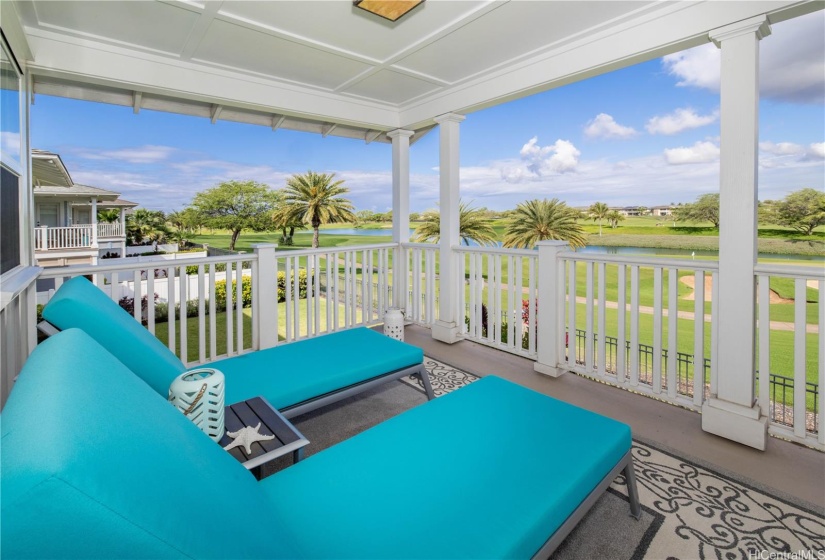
xmin=31 ymin=11 xmax=824 ymax=214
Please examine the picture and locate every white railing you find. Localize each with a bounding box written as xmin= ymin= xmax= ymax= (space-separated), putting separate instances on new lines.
xmin=553 ymin=252 xmax=719 ymax=411
xmin=275 ymin=244 xmax=396 ymax=343
xmin=38 ymin=243 xmax=398 ymax=368
xmin=97 ymin=222 xmax=123 ymax=238
xmin=755 ymin=264 xmax=824 ymax=448
xmin=400 ymin=243 xmax=438 ymax=326
xmin=455 ymin=245 xmax=538 ymax=359
xmin=34 ymin=225 xmax=93 ymax=250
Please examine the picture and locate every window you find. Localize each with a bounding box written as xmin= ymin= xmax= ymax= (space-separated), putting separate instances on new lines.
xmin=0 ymin=35 xmax=21 ymax=275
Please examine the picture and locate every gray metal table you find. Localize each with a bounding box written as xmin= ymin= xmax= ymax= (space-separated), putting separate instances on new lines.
xmin=219 ymin=396 xmax=309 ymax=479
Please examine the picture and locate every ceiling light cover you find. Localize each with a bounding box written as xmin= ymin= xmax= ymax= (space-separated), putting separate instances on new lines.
xmin=353 ymin=0 xmax=424 ymax=22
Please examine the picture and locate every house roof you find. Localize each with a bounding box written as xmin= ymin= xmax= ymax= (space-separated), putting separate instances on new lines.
xmin=31 ymin=149 xmax=72 ymax=187
xmin=99 ymin=198 xmax=139 ymax=209
xmin=33 ymin=182 xmax=120 ymax=202
xmin=15 ymin=1 xmax=818 ymax=137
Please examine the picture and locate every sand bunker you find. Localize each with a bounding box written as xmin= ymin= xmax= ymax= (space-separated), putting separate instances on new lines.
xmin=679 ymin=275 xmax=794 ymax=304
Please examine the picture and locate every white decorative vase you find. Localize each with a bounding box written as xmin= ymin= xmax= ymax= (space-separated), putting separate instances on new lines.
xmin=169 ymin=368 xmax=225 ymax=442
xmin=383 ymin=308 xmax=405 ymax=342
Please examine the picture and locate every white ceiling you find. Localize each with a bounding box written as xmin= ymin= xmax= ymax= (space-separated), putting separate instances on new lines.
xmin=11 ymin=0 xmax=820 ymax=140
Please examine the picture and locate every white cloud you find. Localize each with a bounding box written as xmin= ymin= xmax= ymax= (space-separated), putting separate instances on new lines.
xmin=664 ymin=141 xmax=720 ymax=165
xmin=661 ymin=11 xmax=825 ymax=104
xmin=505 ymin=137 xmax=581 ymax=181
xmin=759 ymin=141 xmax=806 ymax=156
xmin=646 ymin=108 xmax=718 ymax=135
xmin=79 ymin=145 xmax=176 ymax=164
xmin=583 ymin=113 xmax=638 ymax=139
xmin=808 ymin=142 xmax=825 ymax=159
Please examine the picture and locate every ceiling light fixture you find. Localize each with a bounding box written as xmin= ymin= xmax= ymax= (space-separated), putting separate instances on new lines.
xmin=353 ymin=0 xmax=424 ymax=22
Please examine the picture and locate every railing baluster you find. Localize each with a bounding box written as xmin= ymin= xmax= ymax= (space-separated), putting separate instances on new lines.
xmin=132 ymin=269 xmax=142 ymax=323
xmin=198 ymin=264 xmax=206 ymax=363
xmin=514 ymin=256 xmax=523 ymax=353
xmin=306 ymin=255 xmax=314 ymax=336
xmin=109 ymin=271 xmax=120 ymax=304
xmin=793 ymin=278 xmax=807 ymax=438
xmin=333 ymin=252 xmax=340 ymax=331
xmin=167 ymin=266 xmax=176 ymax=355
xmin=667 ymin=267 xmax=678 ymax=398
xmin=426 ymin=249 xmax=435 ymax=325
xmin=475 ymin=253 xmax=483 ymax=339
xmin=209 ymin=263 xmax=216 ymax=359
xmin=412 ymin=249 xmax=421 ymax=323
xmin=693 ymin=270 xmax=705 ymax=406
xmin=361 ymin=249 xmax=368 ymax=325
xmin=147 ymin=268 xmax=155 ymax=335
xmin=568 ymin=260 xmax=576 ymax=364
xmin=179 ymin=266 xmax=187 ymax=364
xmin=597 ymin=262 xmax=606 ymax=376
xmin=617 ymin=265 xmax=626 ymax=384
xmin=235 ymin=260 xmax=243 ymax=352
xmin=758 ymin=274 xmax=771 ymax=416
xmin=315 ymin=254 xmax=321 ymax=333
xmin=585 ymin=261 xmax=594 ymax=372
xmin=366 ymin=250 xmax=374 ymax=324
xmin=710 ymin=270 xmax=719 ymax=397
xmin=226 ymin=262 xmax=234 ymax=356
xmin=629 ymin=265 xmax=639 ymax=386
xmin=652 ymin=267 xmax=663 ymax=393
xmin=819 ymin=279 xmax=824 ymax=445
xmin=489 ymin=254 xmax=499 ymax=344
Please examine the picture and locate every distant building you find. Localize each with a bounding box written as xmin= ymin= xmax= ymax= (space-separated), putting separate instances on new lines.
xmin=651 ymin=205 xmax=676 ymax=217
xmin=609 ymin=206 xmax=643 ymax=217
xmin=32 ymin=150 xmax=138 ymax=268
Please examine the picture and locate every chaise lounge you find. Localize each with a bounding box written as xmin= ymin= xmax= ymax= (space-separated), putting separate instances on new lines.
xmin=40 ymin=276 xmax=435 ymax=414
xmin=1 ymin=328 xmax=640 ymax=558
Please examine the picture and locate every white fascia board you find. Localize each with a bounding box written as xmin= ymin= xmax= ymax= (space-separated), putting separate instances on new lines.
xmin=399 ymin=0 xmax=817 ymax=128
xmin=23 ymin=28 xmax=401 ymax=131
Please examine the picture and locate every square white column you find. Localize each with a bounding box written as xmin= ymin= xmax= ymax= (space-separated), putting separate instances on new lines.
xmin=388 ymin=129 xmax=414 ymax=311
xmin=91 ymin=197 xmax=99 ymax=248
xmin=431 ymin=113 xmax=465 ymax=344
xmin=702 ymin=16 xmax=771 ymax=450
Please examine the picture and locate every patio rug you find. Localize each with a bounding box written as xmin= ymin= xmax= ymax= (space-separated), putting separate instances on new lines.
xmin=269 ymin=358 xmax=825 ymax=560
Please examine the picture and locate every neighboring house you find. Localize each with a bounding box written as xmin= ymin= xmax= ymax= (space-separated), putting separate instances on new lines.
xmin=32 ymin=150 xmax=137 ymax=267
xmin=651 ymin=205 xmax=676 ymax=217
xmin=610 ymin=206 xmax=643 ymax=217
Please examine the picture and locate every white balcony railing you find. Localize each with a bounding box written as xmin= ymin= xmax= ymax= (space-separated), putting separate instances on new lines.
xmin=97 ymin=222 xmax=123 ymax=238
xmin=33 ymin=241 xmax=823 ymax=450
xmin=34 ymin=225 xmax=93 ymax=250
xmin=34 ymin=223 xmax=125 ymax=251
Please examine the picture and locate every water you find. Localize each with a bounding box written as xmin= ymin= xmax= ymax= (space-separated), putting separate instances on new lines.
xmin=307 ymin=229 xmax=824 ymax=262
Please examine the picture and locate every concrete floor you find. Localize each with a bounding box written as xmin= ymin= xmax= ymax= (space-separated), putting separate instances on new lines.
xmin=398 ymin=325 xmax=825 ymax=509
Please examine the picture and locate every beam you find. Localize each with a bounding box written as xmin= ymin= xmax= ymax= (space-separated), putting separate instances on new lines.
xmin=322 ymin=123 xmax=338 ymax=138
xmin=271 ymin=114 xmax=286 ymax=131
xmin=365 ymin=130 xmax=382 ymax=144
xmin=133 ymin=91 xmax=142 ymax=114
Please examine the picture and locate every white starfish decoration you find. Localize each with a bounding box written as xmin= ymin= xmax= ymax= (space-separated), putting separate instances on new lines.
xmin=223 ymin=423 xmax=275 ymax=454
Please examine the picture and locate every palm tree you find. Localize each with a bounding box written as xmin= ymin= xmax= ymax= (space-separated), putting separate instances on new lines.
xmin=606 ymin=210 xmax=625 ymax=229
xmin=503 ymin=198 xmax=586 ymax=249
xmin=126 ymin=209 xmax=168 ymax=245
xmin=276 ymin=171 xmax=355 ymax=248
xmin=588 ymin=202 xmax=610 ymax=236
xmin=411 ymin=200 xmax=497 ymax=246
xmin=97 ymin=209 xmax=120 ymax=223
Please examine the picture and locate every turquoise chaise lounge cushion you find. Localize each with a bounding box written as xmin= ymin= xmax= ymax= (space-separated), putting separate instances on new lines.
xmin=42 ymin=276 xmax=423 ymax=408
xmin=0 ymin=329 xmax=301 ymax=559
xmin=260 ymin=375 xmax=632 ymax=559
xmin=0 ymin=329 xmax=298 ymax=558
xmin=42 ymin=276 xmax=187 ymax=395
xmin=210 ymin=327 xmax=423 ymax=409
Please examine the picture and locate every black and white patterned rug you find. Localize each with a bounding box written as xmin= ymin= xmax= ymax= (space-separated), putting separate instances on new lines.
xmin=405 ymin=358 xmax=825 ymax=559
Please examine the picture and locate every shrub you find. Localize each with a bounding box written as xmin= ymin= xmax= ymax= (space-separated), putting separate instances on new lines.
xmin=214 ymin=276 xmax=253 ymax=309
xmin=118 ymin=293 xmax=160 ymax=325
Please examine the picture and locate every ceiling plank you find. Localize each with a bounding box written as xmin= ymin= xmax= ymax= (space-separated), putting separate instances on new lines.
xmin=179 ymin=1 xmax=224 ymax=61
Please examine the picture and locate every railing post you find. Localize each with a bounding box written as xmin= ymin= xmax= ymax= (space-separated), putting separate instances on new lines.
xmin=91 ymin=197 xmax=99 ymax=248
xmin=39 ymin=226 xmax=48 ymax=250
xmin=388 ymin=129 xmax=414 ymax=313
xmin=253 ymin=243 xmax=278 ymax=350
xmin=534 ymin=241 xmax=568 ymax=377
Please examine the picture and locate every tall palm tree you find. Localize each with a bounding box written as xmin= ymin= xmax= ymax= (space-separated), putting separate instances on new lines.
xmin=588 ymin=201 xmax=610 ymax=236
xmin=411 ymin=200 xmax=497 ymax=246
xmin=276 ymin=171 xmax=355 ymax=248
xmin=606 ymin=210 xmax=625 ymax=229
xmin=503 ymin=198 xmax=586 ymax=249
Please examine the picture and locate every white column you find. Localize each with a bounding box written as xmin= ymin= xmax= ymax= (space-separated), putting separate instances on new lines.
xmin=431 ymin=113 xmax=465 ymax=344
xmin=388 ymin=129 xmax=414 ymax=312
xmin=534 ymin=241 xmax=568 ymax=377
xmin=119 ymin=208 xmax=126 ymax=238
xmin=253 ymin=243 xmax=279 ymax=350
xmin=702 ymin=16 xmax=771 ymax=450
xmin=91 ymin=197 xmax=99 ymax=248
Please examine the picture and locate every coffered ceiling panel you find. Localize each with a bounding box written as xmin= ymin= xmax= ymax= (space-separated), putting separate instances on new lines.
xmin=193 ymin=19 xmax=373 ymax=90
xmin=217 ymin=0 xmax=489 ymax=62
xmin=396 ymin=1 xmax=653 ymax=83
xmin=342 ymin=70 xmax=440 ymax=104
xmin=30 ymin=0 xmax=198 ymax=55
